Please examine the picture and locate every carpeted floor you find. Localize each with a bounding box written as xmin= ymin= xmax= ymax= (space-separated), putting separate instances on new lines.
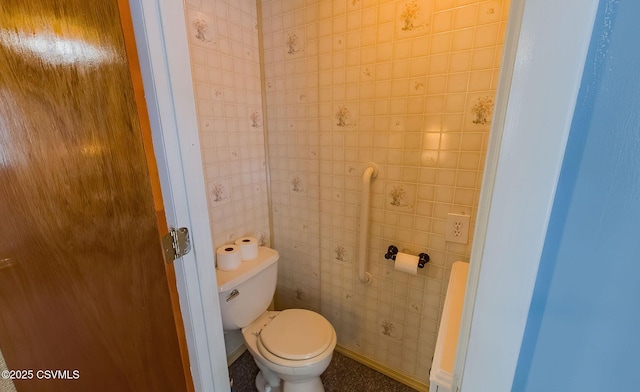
xmin=0 ymin=349 xmax=16 ymax=392
xmin=229 ymin=350 xmax=419 ymax=392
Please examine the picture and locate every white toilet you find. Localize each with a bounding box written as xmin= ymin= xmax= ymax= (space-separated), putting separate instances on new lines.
xmin=216 ymin=246 xmax=336 ymax=392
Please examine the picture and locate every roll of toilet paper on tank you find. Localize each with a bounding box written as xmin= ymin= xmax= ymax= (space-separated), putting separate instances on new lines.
xmin=235 ymin=236 xmax=259 ymax=261
xmin=216 ymin=244 xmax=242 ymax=271
xmin=395 ymin=252 xmax=419 ymax=275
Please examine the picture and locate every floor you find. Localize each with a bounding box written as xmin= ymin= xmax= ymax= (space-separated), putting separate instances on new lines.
xmin=0 ymin=350 xmax=16 ymax=392
xmin=229 ymin=350 xmax=420 ymax=392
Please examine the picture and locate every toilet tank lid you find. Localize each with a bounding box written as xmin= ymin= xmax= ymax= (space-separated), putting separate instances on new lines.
xmin=216 ymin=247 xmax=279 ymax=293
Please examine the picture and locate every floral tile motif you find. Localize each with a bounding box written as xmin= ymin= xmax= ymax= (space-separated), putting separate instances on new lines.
xmin=334 ymin=243 xmax=353 ymax=264
xmin=386 ymin=183 xmax=416 ymax=212
xmin=470 ymin=95 xmax=494 ymax=126
xmin=391 ymin=117 xmax=404 ymax=131
xmin=285 ymin=29 xmax=305 ymax=57
xmin=410 ymin=80 xmax=426 ymax=94
xmin=390 ymin=186 xmax=407 ymax=206
xmin=396 ymin=0 xmax=430 ymax=36
xmin=381 ymin=319 xmax=394 ymax=336
xmin=189 ymin=10 xmax=216 ymax=46
xmin=379 ymin=318 xmax=404 ymax=339
xmin=335 ymin=105 xmax=357 ymax=128
xmin=258 ymin=232 xmax=269 ymax=246
xmin=290 ymin=174 xmax=307 ymax=195
xmin=250 ymin=109 xmax=262 ymax=128
xmin=465 ymin=93 xmax=495 ymax=129
xmin=207 ymin=179 xmax=231 ymax=207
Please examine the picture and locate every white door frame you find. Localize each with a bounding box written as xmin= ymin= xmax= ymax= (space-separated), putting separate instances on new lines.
xmin=454 ymin=0 xmax=599 ymax=390
xmin=127 ymin=1 xmax=229 ymax=391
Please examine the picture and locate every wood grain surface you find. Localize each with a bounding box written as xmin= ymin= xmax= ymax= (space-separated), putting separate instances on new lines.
xmin=0 ymin=0 xmax=189 ymax=390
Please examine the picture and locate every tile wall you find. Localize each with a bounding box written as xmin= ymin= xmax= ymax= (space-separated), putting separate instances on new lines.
xmin=183 ymin=0 xmax=271 ymax=251
xmin=183 ymin=0 xmax=271 ymax=356
xmin=262 ymin=0 xmax=508 ymax=385
xmin=182 ymin=0 xmax=509 ymax=385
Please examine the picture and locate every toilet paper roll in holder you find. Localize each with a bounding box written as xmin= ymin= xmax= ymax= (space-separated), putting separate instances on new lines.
xmin=385 ymin=245 xmax=430 ymax=268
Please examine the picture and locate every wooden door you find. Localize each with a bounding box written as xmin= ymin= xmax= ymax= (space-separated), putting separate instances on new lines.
xmin=0 ymin=0 xmax=192 ymax=391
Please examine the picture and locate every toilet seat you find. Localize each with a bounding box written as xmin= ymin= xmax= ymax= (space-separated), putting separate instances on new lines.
xmin=257 ymin=309 xmax=335 ymax=363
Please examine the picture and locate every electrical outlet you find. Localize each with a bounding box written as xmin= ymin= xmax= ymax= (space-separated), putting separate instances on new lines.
xmin=445 ymin=213 xmax=470 ymax=244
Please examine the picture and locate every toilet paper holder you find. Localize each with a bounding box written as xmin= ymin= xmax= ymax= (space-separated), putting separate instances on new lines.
xmin=385 ymin=245 xmax=430 ymax=268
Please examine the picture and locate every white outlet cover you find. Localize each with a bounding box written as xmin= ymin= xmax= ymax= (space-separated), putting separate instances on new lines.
xmin=446 ymin=213 xmax=470 ymax=244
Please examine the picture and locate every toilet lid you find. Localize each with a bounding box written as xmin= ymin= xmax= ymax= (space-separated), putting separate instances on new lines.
xmin=259 ymin=309 xmax=334 ymax=360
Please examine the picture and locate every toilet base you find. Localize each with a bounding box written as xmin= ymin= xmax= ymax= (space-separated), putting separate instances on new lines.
xmin=256 ymin=371 xmax=281 ymax=392
xmin=255 ymin=370 xmax=325 ymax=392
xmin=243 ymin=311 xmax=335 ymax=392
xmin=281 ymin=376 xmax=324 ymax=392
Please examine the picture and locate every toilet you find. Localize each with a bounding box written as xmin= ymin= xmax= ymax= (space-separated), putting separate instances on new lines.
xmin=216 ymin=246 xmax=336 ymax=392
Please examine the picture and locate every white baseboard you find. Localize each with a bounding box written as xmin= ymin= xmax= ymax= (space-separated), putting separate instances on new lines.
xmin=227 ymin=343 xmax=247 ymax=366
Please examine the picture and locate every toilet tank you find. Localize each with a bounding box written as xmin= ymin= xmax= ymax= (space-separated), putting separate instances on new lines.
xmin=216 ymin=246 xmax=279 ymax=331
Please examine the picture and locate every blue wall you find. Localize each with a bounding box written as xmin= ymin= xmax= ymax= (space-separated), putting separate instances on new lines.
xmin=513 ymin=1 xmax=640 ymax=390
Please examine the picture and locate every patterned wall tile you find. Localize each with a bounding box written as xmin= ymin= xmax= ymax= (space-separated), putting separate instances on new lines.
xmin=184 ymin=0 xmax=270 ymax=255
xmin=386 ymin=183 xmax=417 ymax=213
xmin=179 ymin=0 xmax=512 ymax=385
xmin=262 ymin=0 xmax=509 ymax=384
xmin=466 ymin=92 xmax=495 ymax=129
xmin=333 ymin=243 xmax=354 ymax=264
xmin=207 ymin=179 xmax=232 ymax=207
xmin=284 ymin=29 xmax=305 ymax=57
xmin=188 ymin=10 xmax=217 ymax=47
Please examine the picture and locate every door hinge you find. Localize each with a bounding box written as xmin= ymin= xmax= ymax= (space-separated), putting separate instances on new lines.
xmin=162 ymin=227 xmax=191 ymax=263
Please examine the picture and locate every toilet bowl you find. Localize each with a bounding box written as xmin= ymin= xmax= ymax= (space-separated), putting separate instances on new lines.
xmin=242 ymin=310 xmax=336 ymax=392
xmin=216 ymin=246 xmax=336 ymax=392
